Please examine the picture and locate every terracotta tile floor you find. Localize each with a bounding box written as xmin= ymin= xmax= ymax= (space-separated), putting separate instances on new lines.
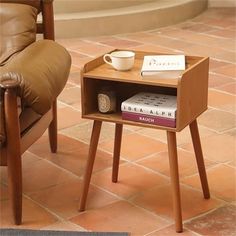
xmin=1 ymin=7 xmax=236 ymax=236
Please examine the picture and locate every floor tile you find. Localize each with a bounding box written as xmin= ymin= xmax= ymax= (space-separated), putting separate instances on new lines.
xmin=183 ymin=165 xmax=236 ymax=201
xmin=56 ymin=39 xmax=89 ymax=50
xmin=67 ymin=65 xmax=82 ymax=85
xmin=132 ymin=184 xmax=222 ymax=221
xmin=148 ymin=225 xmax=198 ymax=236
xmin=137 ymin=150 xmax=215 ymax=179
xmin=208 ymin=73 xmax=235 ymax=88
xmin=58 ymin=87 xmax=81 ymax=106
xmin=61 ymin=122 xmax=132 ymax=144
xmin=21 ymin=151 xmax=41 ymax=167
xmin=129 ymin=34 xmax=193 ymax=52
xmin=184 ymin=44 xmax=219 ymax=57
xmin=209 ymin=29 xmax=236 ymax=39
xmin=177 ymin=22 xmax=218 ymax=33
xmin=1 ymin=158 xmax=75 ymax=195
xmin=131 ymin=44 xmax=177 ymax=54
xmin=44 ymin=146 xmax=115 ymax=177
xmin=209 ymin=59 xmax=230 ymax=71
xmin=99 ymin=133 xmax=167 ymax=161
xmin=72 ymin=42 xmax=114 ymax=57
xmin=216 ymin=39 xmax=236 ymax=52
xmin=0 ymin=152 xmax=44 ymax=185
xmin=214 ymin=51 xmax=236 ymax=64
xmin=224 ymin=128 xmax=236 ymax=137
xmin=91 ymin=163 xmax=169 ymax=199
xmin=0 ymin=197 xmax=57 ymax=229
xmin=99 ymin=38 xmax=142 ymax=48
xmin=70 ymin=201 xmax=169 ymax=235
xmin=153 ymin=27 xmax=192 ymax=39
xmin=41 ymin=221 xmax=85 ymax=231
xmin=180 ymin=134 xmax=236 ymax=163
xmin=185 ymin=204 xmax=236 ymax=236
xmin=177 ymin=32 xmax=223 ymax=49
xmin=84 ymin=35 xmax=118 ymax=43
xmin=29 ymin=134 xmax=88 ymax=157
xmin=67 ymin=50 xmax=91 ymax=67
xmin=28 ymin=134 xmax=114 ymax=177
xmin=29 ymin=179 xmax=119 ymax=219
xmin=57 ymin=107 xmax=86 ymax=130
xmin=198 ymin=109 xmax=236 ymax=132
xmin=70 ymin=65 xmax=81 ymax=73
xmin=137 ymin=123 xmax=216 ymax=146
xmin=57 ymin=101 xmax=67 ymax=109
xmin=22 ymin=159 xmax=76 ymax=194
xmin=217 ymin=82 xmax=236 ymax=95
xmin=120 ymin=31 xmax=159 ymax=41
xmin=212 ymin=63 xmax=236 ymax=78
xmin=202 ymin=17 xmax=235 ymax=28
xmin=64 ymin=82 xmax=76 ymax=89
xmin=228 ymin=159 xmax=236 ymax=168
xmin=123 ymin=124 xmax=143 ymax=132
xmin=70 ymin=101 xmax=82 ymax=112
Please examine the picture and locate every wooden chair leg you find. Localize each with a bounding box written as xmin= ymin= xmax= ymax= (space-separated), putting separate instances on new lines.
xmin=189 ymin=119 xmax=210 ymax=199
xmin=167 ymin=131 xmax=183 ymax=233
xmin=79 ymin=120 xmax=102 ymax=211
xmin=112 ymin=124 xmax=123 ymax=183
xmin=48 ymin=100 xmax=57 ymax=153
xmin=7 ymin=149 xmax=22 ymax=225
xmin=5 ymin=88 xmax=22 ymax=225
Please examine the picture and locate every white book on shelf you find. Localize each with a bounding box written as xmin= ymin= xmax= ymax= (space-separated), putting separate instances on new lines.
xmin=141 ymin=55 xmax=185 ymax=79
xmin=121 ymin=92 xmax=177 ymax=119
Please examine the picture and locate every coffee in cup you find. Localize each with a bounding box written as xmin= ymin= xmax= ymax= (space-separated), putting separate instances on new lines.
xmin=103 ymin=51 xmax=135 ymax=71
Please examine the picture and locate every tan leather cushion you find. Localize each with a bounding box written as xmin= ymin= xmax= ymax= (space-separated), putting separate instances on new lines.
xmin=1 ymin=40 xmax=71 ymax=115
xmin=0 ymin=0 xmax=41 ymax=11
xmin=0 ymin=3 xmax=37 ymax=65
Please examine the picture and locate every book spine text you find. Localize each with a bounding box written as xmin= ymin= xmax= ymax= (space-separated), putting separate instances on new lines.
xmin=121 ymin=102 xmax=176 ymax=119
xmin=122 ymin=112 xmax=176 ymax=128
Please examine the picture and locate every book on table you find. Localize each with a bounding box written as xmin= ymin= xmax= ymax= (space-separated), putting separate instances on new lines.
xmin=141 ymin=55 xmax=185 ymax=79
xmin=121 ymin=92 xmax=177 ymax=127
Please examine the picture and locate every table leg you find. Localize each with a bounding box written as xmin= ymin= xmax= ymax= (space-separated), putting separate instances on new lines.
xmin=189 ymin=119 xmax=210 ymax=199
xmin=79 ymin=120 xmax=102 ymax=211
xmin=167 ymin=131 xmax=183 ymax=233
xmin=112 ymin=124 xmax=123 ymax=183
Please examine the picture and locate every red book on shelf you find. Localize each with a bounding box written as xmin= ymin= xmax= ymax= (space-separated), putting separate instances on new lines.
xmin=122 ymin=111 xmax=176 ymax=128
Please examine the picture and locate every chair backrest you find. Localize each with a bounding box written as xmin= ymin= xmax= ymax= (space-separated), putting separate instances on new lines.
xmin=0 ymin=0 xmax=54 ymax=40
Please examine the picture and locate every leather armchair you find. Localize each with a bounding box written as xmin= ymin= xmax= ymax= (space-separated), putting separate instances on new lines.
xmin=0 ymin=0 xmax=71 ymax=224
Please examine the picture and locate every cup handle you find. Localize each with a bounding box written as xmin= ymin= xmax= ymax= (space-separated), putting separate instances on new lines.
xmin=103 ymin=54 xmax=113 ymax=66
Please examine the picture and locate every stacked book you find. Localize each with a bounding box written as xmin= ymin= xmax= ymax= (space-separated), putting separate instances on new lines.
xmin=141 ymin=55 xmax=185 ymax=80
xmin=121 ymin=92 xmax=177 ymax=127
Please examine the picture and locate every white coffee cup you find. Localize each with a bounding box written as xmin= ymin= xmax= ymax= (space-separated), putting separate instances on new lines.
xmin=103 ymin=51 xmax=135 ymax=71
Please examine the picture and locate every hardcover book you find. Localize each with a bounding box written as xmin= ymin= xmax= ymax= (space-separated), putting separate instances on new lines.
xmin=121 ymin=92 xmax=177 ymax=119
xmin=141 ymin=55 xmax=185 ymax=79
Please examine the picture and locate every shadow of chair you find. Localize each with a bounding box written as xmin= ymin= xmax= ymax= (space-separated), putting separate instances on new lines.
xmin=0 ymin=0 xmax=71 ymax=224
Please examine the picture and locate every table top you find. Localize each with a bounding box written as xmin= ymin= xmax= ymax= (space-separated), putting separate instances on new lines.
xmin=83 ymin=50 xmax=204 ymax=88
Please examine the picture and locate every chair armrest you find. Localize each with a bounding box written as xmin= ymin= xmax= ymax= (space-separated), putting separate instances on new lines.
xmin=0 ymin=72 xmax=22 ymax=89
xmin=0 ymin=72 xmax=22 ymax=145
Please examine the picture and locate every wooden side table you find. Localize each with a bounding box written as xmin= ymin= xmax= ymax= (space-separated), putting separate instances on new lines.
xmin=78 ymin=50 xmax=210 ymax=233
